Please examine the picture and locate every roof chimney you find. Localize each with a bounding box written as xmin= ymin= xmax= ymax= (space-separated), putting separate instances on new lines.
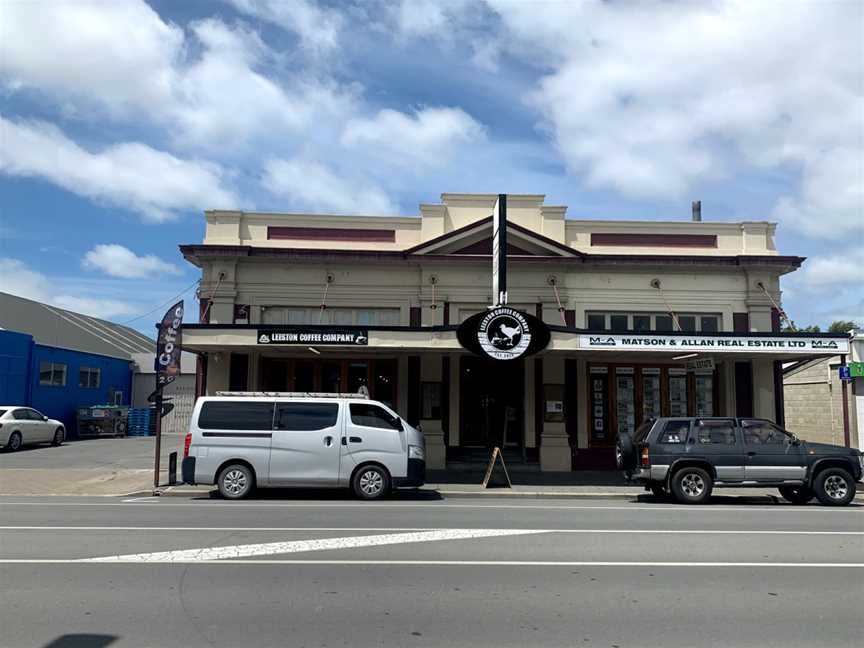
xmin=691 ymin=200 xmax=702 ymax=222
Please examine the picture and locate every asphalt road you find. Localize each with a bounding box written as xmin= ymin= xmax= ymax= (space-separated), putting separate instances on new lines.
xmin=1 ymin=495 xmax=861 ymax=648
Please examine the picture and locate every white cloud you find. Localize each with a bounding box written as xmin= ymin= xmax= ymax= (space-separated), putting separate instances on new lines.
xmin=341 ymin=107 xmax=485 ymax=167
xmin=83 ymin=244 xmax=182 ymax=279
xmin=416 ymin=0 xmax=863 ymax=238
xmin=794 ymin=247 xmax=864 ymax=289
xmin=0 ymin=2 xmax=356 ymax=147
xmin=262 ymin=158 xmax=397 ymax=214
xmin=227 ymin=0 xmax=342 ymax=53
xmin=0 ymin=116 xmax=238 ymax=221
xmin=0 ymin=0 xmax=182 ymax=111
xmin=0 ymin=258 xmax=137 ymax=319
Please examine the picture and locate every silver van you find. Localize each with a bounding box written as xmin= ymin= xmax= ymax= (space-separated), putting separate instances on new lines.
xmin=181 ymin=392 xmax=425 ymax=500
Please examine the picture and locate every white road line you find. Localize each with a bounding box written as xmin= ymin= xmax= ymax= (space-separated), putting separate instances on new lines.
xmin=79 ymin=529 xmax=546 ymax=563
xmin=1 ymin=560 xmax=862 ymax=567
xmin=121 ymin=497 xmax=159 ymax=503
xmin=0 ymin=501 xmax=859 ymax=512
xmin=1 ymin=527 xmax=862 ymax=535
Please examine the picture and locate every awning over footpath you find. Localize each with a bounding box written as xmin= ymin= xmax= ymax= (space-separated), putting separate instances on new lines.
xmin=182 ymin=324 xmax=850 ymax=362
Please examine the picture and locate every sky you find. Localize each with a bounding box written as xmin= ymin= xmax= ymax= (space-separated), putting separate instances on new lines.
xmin=0 ymin=0 xmax=861 ymax=337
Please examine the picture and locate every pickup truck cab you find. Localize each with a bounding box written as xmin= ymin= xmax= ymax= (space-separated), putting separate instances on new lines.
xmin=616 ymin=417 xmax=863 ymax=506
xmin=182 ymin=392 xmax=425 ymax=500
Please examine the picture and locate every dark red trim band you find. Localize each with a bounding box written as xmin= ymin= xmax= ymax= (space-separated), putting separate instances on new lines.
xmin=268 ymin=226 xmax=395 ymax=242
xmin=591 ymin=233 xmax=717 ymax=248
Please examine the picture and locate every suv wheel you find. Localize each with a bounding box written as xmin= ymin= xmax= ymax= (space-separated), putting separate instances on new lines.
xmin=353 ymin=465 xmax=390 ymax=500
xmin=671 ymin=467 xmax=713 ymax=504
xmin=615 ymin=433 xmax=637 ymax=471
xmin=217 ymin=464 xmax=255 ymax=500
xmin=778 ymin=485 xmax=814 ymax=505
xmin=813 ymin=468 xmax=856 ymax=506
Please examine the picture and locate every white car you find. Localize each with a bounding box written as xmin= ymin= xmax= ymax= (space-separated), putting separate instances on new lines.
xmin=0 ymin=407 xmax=65 ymax=451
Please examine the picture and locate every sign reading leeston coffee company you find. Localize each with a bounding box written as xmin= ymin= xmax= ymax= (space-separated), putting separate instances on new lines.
xmin=257 ymin=329 xmax=368 ymax=345
xmin=579 ymin=334 xmax=849 ymax=354
xmin=458 ymin=307 xmax=550 ymax=361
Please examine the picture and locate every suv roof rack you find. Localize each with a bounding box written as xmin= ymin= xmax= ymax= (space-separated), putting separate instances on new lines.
xmin=214 ymin=391 xmax=369 ymax=399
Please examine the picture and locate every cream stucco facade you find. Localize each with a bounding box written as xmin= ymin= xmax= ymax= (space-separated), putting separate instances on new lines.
xmin=181 ymin=193 xmax=851 ymax=472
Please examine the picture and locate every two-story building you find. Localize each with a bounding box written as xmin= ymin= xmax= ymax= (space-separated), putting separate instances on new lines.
xmin=179 ymin=193 xmax=851 ymax=471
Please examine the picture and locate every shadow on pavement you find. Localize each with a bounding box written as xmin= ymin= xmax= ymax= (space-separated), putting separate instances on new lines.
xmin=426 ymin=469 xmax=629 ymax=487
xmin=43 ymin=635 xmax=117 ymax=648
xmin=191 ymin=487 xmax=444 ymax=502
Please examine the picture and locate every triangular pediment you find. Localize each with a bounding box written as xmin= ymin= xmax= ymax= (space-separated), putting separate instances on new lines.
xmin=406 ymin=217 xmax=584 ymax=257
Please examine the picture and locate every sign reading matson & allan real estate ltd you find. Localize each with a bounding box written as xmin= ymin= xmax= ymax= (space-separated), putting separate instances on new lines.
xmin=257 ymin=329 xmax=368 ymax=345
xmin=578 ymin=334 xmax=850 ymax=354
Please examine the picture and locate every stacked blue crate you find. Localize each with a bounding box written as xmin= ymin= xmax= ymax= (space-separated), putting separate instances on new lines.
xmin=127 ymin=408 xmax=151 ymax=436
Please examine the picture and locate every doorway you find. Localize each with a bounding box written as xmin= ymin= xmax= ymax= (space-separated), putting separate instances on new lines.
xmin=458 ymin=356 xmax=524 ymax=449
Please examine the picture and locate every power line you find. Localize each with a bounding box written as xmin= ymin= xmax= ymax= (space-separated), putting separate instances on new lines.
xmin=121 ymin=279 xmax=200 ymax=326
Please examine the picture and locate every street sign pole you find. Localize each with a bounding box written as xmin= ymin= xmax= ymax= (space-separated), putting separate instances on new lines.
xmin=152 ymin=387 xmax=163 ymax=493
xmin=491 ymin=193 xmax=507 ymax=306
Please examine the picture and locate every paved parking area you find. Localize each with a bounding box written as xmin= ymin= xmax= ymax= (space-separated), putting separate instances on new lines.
xmin=0 ymin=433 xmax=185 ymax=496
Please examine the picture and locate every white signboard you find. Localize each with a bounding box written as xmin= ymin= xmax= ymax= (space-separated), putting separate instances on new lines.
xmin=578 ymin=334 xmax=849 ymax=354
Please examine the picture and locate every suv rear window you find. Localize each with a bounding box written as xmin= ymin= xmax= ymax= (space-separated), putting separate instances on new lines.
xmin=198 ymin=401 xmax=274 ymax=430
xmin=274 ymin=403 xmax=338 ymax=431
xmin=659 ymin=419 xmax=690 ymax=444
xmin=633 ymin=420 xmax=655 ymax=443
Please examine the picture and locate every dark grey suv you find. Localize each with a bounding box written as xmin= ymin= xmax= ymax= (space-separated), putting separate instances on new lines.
xmin=616 ymin=417 xmax=863 ymax=506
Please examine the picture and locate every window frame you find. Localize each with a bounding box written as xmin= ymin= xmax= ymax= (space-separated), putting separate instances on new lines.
xmin=658 ymin=419 xmax=691 ymax=444
xmin=584 ymin=312 xmax=721 ymax=333
xmin=197 ymin=401 xmax=276 ymax=431
xmin=740 ymin=419 xmax=794 ymax=446
xmin=78 ymin=366 xmax=101 ymax=389
xmin=39 ymin=361 xmax=67 ymax=387
xmin=691 ymin=418 xmax=739 ymax=446
xmin=349 ymin=402 xmax=403 ymax=431
xmin=273 ymin=402 xmax=339 ymax=432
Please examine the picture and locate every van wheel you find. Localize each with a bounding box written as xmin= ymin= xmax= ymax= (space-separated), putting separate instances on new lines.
xmin=353 ymin=465 xmax=390 ymax=500
xmin=778 ymin=485 xmax=813 ymax=504
xmin=813 ymin=468 xmax=856 ymax=506
xmin=217 ymin=464 xmax=255 ymax=500
xmin=671 ymin=467 xmax=713 ymax=504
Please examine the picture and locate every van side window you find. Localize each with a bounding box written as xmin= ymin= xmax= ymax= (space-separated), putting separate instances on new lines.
xmin=275 ymin=403 xmax=338 ymax=431
xmin=349 ymin=403 xmax=401 ymax=430
xmin=198 ymin=402 xmax=274 ymax=430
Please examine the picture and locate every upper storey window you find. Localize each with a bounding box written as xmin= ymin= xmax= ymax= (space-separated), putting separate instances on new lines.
xmin=262 ymin=307 xmax=401 ymax=326
xmin=586 ymin=312 xmax=721 ymax=333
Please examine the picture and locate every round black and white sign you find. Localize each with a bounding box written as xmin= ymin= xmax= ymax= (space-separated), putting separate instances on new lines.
xmin=457 ymin=307 xmax=550 ymax=361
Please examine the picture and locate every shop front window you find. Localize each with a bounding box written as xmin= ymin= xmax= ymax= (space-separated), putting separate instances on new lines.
xmin=655 ymin=315 xmax=674 ymax=332
xmin=372 ymin=360 xmax=396 ymax=408
xmin=321 ymin=362 xmax=342 ymax=393
xmin=695 ymin=374 xmax=714 ymax=416
xmin=668 ymin=372 xmax=688 ymax=416
xmin=615 ymin=370 xmax=635 ymax=435
xmin=610 ymin=315 xmax=628 ymax=331
xmin=633 ymin=315 xmax=651 ymax=332
xmin=587 ymin=314 xmax=606 ymax=330
xmin=642 ymin=371 xmax=661 ymax=419
xmin=347 ymin=362 xmax=369 ymax=395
